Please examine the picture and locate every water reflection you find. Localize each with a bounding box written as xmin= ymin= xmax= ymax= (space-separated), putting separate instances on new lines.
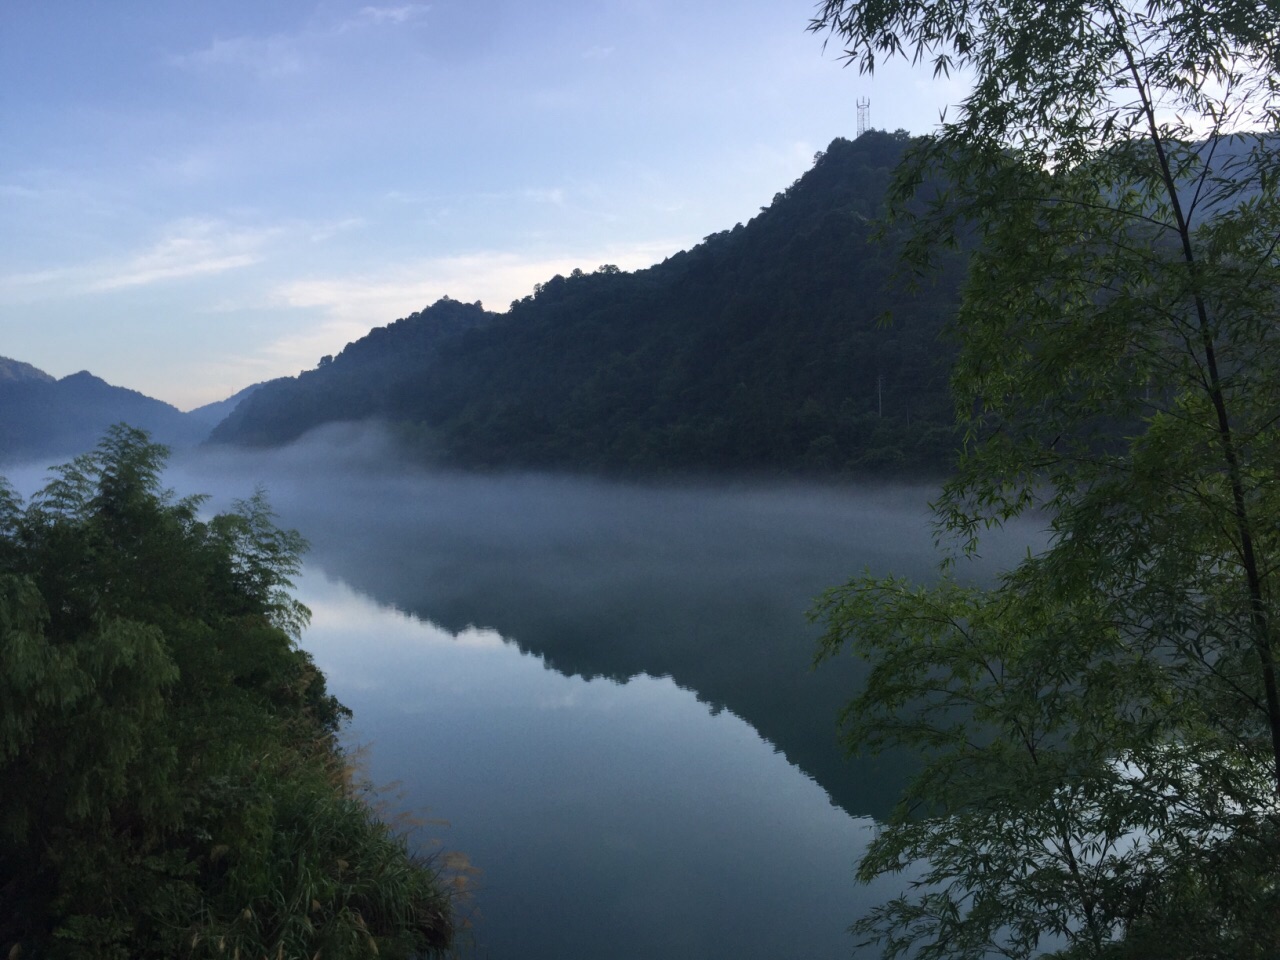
xmin=8 ymin=433 xmax=1042 ymax=958
xmin=153 ymin=433 xmax=1040 ymax=959
xmin=235 ymin=466 xmax=952 ymax=816
xmin=301 ymin=573 xmax=899 ymax=960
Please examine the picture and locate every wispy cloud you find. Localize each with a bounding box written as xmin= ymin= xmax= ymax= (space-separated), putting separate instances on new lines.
xmin=169 ymin=34 xmax=305 ymax=78
xmin=92 ymin=255 xmax=255 ymax=291
xmin=357 ymin=5 xmax=430 ymax=26
xmin=385 ymin=186 xmax=570 ymax=211
xmin=242 ymin=314 xmax=380 ymax=378
xmin=169 ymin=4 xmax=429 ymax=81
xmin=91 ymin=220 xmax=275 ymax=290
xmin=0 ymin=267 xmax=75 ymax=296
xmin=0 ymin=219 xmax=279 ymax=300
xmin=249 ymin=241 xmax=678 ymax=376
xmin=274 ymin=243 xmax=674 ymax=319
xmin=523 ymin=187 xmax=566 ymax=205
xmin=305 ymin=218 xmax=366 ymax=243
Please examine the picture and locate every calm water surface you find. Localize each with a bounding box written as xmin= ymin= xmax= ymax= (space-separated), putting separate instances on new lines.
xmin=128 ymin=434 xmax=1042 ymax=958
xmin=301 ymin=573 xmax=884 ymax=959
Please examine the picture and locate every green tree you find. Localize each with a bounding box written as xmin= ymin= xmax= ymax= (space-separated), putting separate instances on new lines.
xmin=809 ymin=1 xmax=1280 ymax=957
xmin=0 ymin=425 xmax=453 ymax=959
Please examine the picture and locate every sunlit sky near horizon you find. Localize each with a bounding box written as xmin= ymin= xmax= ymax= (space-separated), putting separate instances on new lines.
xmin=1 ymin=1 xmax=965 ymax=410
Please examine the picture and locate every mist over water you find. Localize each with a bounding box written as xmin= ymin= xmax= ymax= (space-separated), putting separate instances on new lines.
xmin=4 ymin=425 xmax=1045 ymax=959
xmin=176 ymin=425 xmax=1000 ymax=813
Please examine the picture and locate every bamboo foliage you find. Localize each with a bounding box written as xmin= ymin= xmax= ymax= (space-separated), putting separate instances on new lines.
xmin=810 ymin=0 xmax=1280 ymax=956
xmin=0 ymin=425 xmax=454 ymax=959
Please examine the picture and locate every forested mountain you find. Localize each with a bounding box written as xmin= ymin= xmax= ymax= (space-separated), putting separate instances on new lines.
xmin=211 ymin=297 xmax=495 ymax=448
xmin=212 ymin=131 xmax=968 ymax=475
xmin=0 ymin=362 xmax=209 ymax=464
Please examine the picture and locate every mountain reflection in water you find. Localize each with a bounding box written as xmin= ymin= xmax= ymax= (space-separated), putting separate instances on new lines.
xmin=167 ymin=431 xmax=1038 ymax=959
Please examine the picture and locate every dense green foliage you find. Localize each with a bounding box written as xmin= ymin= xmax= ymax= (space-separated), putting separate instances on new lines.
xmin=212 ymin=132 xmax=967 ymax=476
xmin=0 ymin=426 xmax=453 ymax=959
xmin=210 ymin=299 xmax=494 ymax=455
xmin=810 ymin=0 xmax=1280 ymax=957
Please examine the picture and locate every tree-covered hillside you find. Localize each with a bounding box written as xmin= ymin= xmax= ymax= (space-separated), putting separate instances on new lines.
xmin=210 ymin=297 xmax=495 ymax=452
xmin=212 ymin=131 xmax=967 ymax=475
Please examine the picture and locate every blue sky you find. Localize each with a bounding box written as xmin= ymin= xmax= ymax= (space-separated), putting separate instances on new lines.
xmin=0 ymin=1 xmax=963 ymax=409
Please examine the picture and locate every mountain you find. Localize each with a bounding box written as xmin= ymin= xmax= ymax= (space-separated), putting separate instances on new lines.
xmin=0 ymin=358 xmax=55 ymax=385
xmin=210 ymin=297 xmax=495 ymax=449
xmin=211 ymin=131 xmax=968 ymax=476
xmin=0 ymin=366 xmax=210 ymax=465
xmin=186 ymin=379 xmax=280 ymax=427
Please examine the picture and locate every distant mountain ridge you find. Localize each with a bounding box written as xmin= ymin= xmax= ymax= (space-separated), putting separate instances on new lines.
xmin=0 ymin=365 xmax=210 ymax=465
xmin=187 ymin=379 xmax=280 ymax=427
xmin=0 ymin=357 xmax=55 ymax=384
xmin=212 ymin=131 xmax=968 ymax=476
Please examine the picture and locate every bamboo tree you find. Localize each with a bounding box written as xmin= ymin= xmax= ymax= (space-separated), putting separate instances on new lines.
xmin=810 ymin=0 xmax=1280 ymax=956
xmin=0 ymin=426 xmax=453 ymax=958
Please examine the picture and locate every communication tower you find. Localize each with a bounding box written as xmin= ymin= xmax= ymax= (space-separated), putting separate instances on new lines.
xmin=856 ymin=97 xmax=870 ymax=138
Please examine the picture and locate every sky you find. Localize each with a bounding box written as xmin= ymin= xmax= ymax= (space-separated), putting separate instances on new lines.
xmin=0 ymin=0 xmax=965 ymax=410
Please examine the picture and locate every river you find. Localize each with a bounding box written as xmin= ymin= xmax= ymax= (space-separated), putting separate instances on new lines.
xmin=53 ymin=427 xmax=1034 ymax=959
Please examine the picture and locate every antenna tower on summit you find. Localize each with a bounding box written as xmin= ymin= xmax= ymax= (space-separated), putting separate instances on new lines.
xmin=856 ymin=97 xmax=870 ymax=137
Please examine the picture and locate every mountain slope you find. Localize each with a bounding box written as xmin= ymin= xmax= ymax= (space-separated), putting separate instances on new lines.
xmin=209 ymin=296 xmax=495 ymax=447
xmin=212 ymin=131 xmax=967 ymax=475
xmin=0 ymin=357 xmax=55 ymax=384
xmin=0 ymin=369 xmax=208 ymax=464
xmin=187 ymin=379 xmax=280 ymax=427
